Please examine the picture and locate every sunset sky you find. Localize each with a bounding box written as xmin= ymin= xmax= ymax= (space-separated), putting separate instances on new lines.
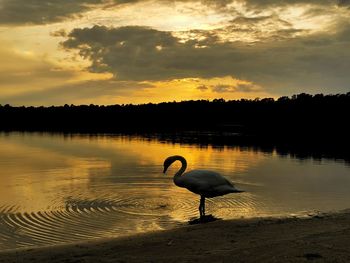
xmin=0 ymin=0 xmax=349 ymax=106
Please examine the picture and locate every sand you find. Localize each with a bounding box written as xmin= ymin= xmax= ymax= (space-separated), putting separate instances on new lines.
xmin=1 ymin=211 xmax=350 ymax=263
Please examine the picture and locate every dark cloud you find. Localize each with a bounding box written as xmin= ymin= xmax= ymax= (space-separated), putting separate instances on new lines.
xmin=210 ymin=83 xmax=259 ymax=93
xmin=62 ymin=25 xmax=185 ymax=80
xmin=0 ymin=0 xmax=346 ymax=25
xmin=338 ymin=0 xmax=350 ymax=6
xmin=62 ymin=23 xmax=350 ymax=95
xmin=0 ymin=0 xmax=104 ymax=25
xmin=50 ymin=29 xmax=67 ymax=37
xmin=0 ymin=0 xmax=233 ymax=25
xmin=241 ymin=0 xmax=336 ymax=8
xmin=62 ymin=25 xmax=255 ymax=81
xmin=217 ymin=15 xmax=303 ymax=41
xmin=0 ymin=0 xmax=157 ymax=25
xmin=212 ymin=84 xmax=235 ymax=93
xmin=178 ymin=15 xmax=304 ymax=46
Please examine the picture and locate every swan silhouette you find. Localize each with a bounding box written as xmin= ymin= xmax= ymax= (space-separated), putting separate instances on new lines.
xmin=163 ymin=155 xmax=243 ymax=219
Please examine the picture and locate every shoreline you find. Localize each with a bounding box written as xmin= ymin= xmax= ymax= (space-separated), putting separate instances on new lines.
xmin=2 ymin=211 xmax=350 ymax=262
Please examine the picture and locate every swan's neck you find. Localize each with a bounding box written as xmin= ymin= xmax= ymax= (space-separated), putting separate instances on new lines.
xmin=173 ymin=156 xmax=187 ymax=187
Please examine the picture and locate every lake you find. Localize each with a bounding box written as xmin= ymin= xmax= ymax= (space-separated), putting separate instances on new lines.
xmin=0 ymin=132 xmax=349 ymax=250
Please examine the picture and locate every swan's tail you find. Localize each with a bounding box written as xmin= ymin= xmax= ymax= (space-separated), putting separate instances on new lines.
xmin=231 ymin=188 xmax=245 ymax=193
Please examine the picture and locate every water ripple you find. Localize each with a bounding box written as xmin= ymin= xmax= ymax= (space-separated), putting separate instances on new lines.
xmin=0 ymin=193 xmax=255 ymax=250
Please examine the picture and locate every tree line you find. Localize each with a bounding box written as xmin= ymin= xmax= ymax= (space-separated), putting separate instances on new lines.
xmin=1 ymin=93 xmax=349 ymax=143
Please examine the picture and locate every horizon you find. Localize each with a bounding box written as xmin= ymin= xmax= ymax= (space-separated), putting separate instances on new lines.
xmin=0 ymin=91 xmax=349 ymax=107
xmin=1 ymin=0 xmax=350 ymax=106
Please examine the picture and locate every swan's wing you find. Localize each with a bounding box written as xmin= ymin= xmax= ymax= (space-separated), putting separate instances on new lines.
xmin=183 ymin=169 xmax=234 ymax=187
xmin=179 ymin=169 xmax=239 ymax=196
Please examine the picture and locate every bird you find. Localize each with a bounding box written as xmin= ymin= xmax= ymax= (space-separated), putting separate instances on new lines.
xmin=163 ymin=155 xmax=243 ymax=220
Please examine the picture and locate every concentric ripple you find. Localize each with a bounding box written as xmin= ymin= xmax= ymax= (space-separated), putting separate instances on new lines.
xmin=0 ymin=195 xmax=186 ymax=250
xmin=0 ymin=199 xmax=160 ymax=250
xmin=0 ymin=193 xmax=257 ymax=250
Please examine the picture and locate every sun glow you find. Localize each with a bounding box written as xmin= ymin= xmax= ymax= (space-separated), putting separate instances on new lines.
xmin=127 ymin=76 xmax=271 ymax=105
xmin=1 ymin=0 xmax=350 ymax=105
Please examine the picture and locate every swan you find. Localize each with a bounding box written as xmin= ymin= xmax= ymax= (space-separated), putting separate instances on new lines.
xmin=163 ymin=155 xmax=243 ymax=219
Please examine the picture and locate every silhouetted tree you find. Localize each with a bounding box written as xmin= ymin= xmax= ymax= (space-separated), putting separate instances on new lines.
xmin=0 ymin=93 xmax=349 ymax=144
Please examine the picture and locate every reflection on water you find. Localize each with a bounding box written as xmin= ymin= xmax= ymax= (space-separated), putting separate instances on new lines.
xmin=0 ymin=132 xmax=349 ymax=250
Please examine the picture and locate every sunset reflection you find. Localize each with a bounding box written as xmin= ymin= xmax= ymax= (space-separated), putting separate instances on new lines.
xmin=0 ymin=132 xmax=350 ymax=250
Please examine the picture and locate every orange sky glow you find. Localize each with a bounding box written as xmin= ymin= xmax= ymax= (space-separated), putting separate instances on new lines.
xmin=0 ymin=0 xmax=349 ymax=105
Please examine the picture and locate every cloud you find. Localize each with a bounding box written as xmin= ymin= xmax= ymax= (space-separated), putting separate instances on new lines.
xmin=174 ymin=14 xmax=303 ymax=45
xmin=0 ymin=43 xmax=154 ymax=106
xmin=0 ymin=79 xmax=153 ymax=106
xmin=241 ymin=0 xmax=337 ymax=8
xmin=196 ymin=85 xmax=209 ymax=91
xmin=212 ymin=84 xmax=235 ymax=93
xmin=62 ymin=25 xmax=185 ymax=80
xmin=0 ymin=0 xmax=235 ymax=25
xmin=0 ymin=0 xmax=104 ymax=25
xmin=199 ymin=82 xmax=260 ymax=93
xmin=50 ymin=29 xmax=67 ymax=37
xmin=0 ymin=0 xmax=346 ymax=26
xmin=61 ymin=22 xmax=350 ymax=95
xmin=216 ymin=15 xmax=304 ymax=42
xmin=64 ymin=25 xmax=291 ymax=82
xmin=338 ymin=0 xmax=350 ymax=6
xmin=0 ymin=46 xmax=77 ymax=95
xmin=212 ymin=83 xmax=260 ymax=93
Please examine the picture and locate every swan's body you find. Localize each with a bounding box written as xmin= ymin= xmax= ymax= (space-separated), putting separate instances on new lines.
xmin=163 ymin=155 xmax=243 ymax=219
xmin=175 ymin=169 xmax=238 ymax=198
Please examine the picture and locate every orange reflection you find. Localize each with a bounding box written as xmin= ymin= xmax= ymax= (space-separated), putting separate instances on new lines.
xmin=0 ymin=133 xmax=265 ymax=215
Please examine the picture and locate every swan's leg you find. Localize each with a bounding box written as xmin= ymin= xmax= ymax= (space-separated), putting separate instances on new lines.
xmin=200 ymin=196 xmax=205 ymax=218
xmin=202 ymin=197 xmax=206 ymax=216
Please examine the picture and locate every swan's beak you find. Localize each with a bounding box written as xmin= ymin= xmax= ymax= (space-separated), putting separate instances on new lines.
xmin=163 ymin=167 xmax=166 ymax=174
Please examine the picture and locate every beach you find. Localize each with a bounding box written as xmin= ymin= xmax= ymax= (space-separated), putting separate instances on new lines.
xmin=1 ymin=211 xmax=350 ymax=263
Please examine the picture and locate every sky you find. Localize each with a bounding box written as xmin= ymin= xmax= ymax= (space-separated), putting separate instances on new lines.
xmin=0 ymin=0 xmax=350 ymax=106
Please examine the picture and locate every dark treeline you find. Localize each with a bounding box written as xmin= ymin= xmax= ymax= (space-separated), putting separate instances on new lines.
xmin=1 ymin=93 xmax=349 ymax=144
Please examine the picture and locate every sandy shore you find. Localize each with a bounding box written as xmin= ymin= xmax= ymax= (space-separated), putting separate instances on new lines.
xmin=2 ymin=211 xmax=350 ymax=263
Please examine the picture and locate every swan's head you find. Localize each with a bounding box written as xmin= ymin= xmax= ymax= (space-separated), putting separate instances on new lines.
xmin=163 ymin=156 xmax=177 ymax=174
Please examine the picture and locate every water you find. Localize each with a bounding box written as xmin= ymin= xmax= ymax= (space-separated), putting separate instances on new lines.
xmin=0 ymin=132 xmax=349 ymax=250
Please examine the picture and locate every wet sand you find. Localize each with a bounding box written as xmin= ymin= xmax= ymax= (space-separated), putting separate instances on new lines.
xmin=1 ymin=211 xmax=350 ymax=263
